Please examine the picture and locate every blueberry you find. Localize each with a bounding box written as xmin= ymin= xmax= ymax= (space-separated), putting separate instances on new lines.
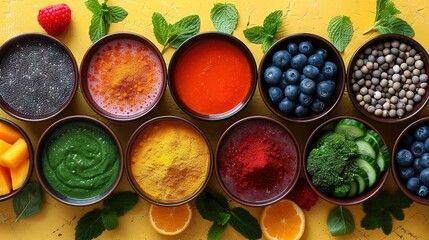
xmin=316 ymin=80 xmax=335 ymax=101
xmin=411 ymin=141 xmax=426 ymax=157
xmin=278 ymin=76 xmax=288 ymax=89
xmin=308 ymin=54 xmax=324 ymax=68
xmin=284 ymin=85 xmax=300 ymax=101
xmin=303 ymin=65 xmax=320 ymax=79
xmin=421 ymin=153 xmax=429 ymax=168
xmin=298 ymin=41 xmax=314 ymax=56
xmin=314 ymin=73 xmax=325 ymax=83
xmin=398 ymin=166 xmax=415 ymax=180
xmin=294 ymin=104 xmax=308 ymax=116
xmin=322 ymin=61 xmax=338 ymax=78
xmin=414 ymin=125 xmax=429 ymax=142
xmin=287 ymin=42 xmax=299 ymax=56
xmin=299 ymin=78 xmax=316 ymax=94
xmin=316 ymin=48 xmax=328 ymax=60
xmin=285 ymin=68 xmax=300 ymax=84
xmin=401 ymin=133 xmax=415 ymax=148
xmin=417 ymin=185 xmax=429 ymax=197
xmin=300 ymin=74 xmax=307 ymax=80
xmin=311 ymin=98 xmax=326 ymax=113
xmin=272 ymin=50 xmax=292 ymax=69
xmin=420 ymin=168 xmax=429 ymax=186
xmin=264 ymin=66 xmax=282 ymax=84
xmin=268 ymin=86 xmax=284 ymax=103
xmin=298 ymin=92 xmax=314 ymax=107
xmin=425 ymin=138 xmax=429 ymax=152
xmin=396 ymin=149 xmax=414 ymax=166
xmin=291 ymin=54 xmax=308 ymax=70
xmin=407 ymin=177 xmax=421 ymax=193
xmin=278 ymin=98 xmax=295 ymax=113
xmin=414 ymin=158 xmax=424 ymax=172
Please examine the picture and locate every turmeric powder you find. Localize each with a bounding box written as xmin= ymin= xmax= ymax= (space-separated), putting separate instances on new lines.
xmin=130 ymin=119 xmax=211 ymax=203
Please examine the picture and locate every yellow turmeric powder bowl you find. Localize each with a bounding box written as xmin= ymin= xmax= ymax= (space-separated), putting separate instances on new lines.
xmin=126 ymin=116 xmax=213 ymax=206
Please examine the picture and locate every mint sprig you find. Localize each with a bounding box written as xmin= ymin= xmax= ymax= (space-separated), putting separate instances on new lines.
xmin=84 ymin=0 xmax=128 ymax=42
xmin=243 ymin=10 xmax=283 ymax=53
xmin=210 ymin=3 xmax=238 ymax=34
xmin=327 ymin=15 xmax=353 ymax=53
xmin=75 ymin=191 xmax=138 ymax=240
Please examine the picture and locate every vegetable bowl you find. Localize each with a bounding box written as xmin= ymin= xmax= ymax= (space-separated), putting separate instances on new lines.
xmin=303 ymin=116 xmax=389 ymax=205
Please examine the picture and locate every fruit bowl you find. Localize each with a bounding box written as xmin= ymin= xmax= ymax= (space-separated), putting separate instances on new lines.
xmin=303 ymin=116 xmax=389 ymax=205
xmin=258 ymin=33 xmax=346 ymax=123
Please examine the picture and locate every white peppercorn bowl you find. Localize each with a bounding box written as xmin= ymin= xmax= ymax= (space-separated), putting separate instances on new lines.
xmin=347 ymin=34 xmax=429 ymax=123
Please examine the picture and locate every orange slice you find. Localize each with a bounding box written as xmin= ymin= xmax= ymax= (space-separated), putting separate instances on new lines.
xmin=148 ymin=203 xmax=192 ymax=235
xmin=260 ymin=199 xmax=305 ymax=240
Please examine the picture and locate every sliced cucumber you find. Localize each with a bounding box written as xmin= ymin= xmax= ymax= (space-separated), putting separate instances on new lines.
xmin=365 ymin=129 xmax=383 ymax=145
xmin=334 ymin=119 xmax=366 ymax=140
xmin=355 ymin=169 xmax=369 ymax=195
xmin=356 ymin=155 xmax=380 ymax=188
xmin=377 ymin=144 xmax=391 ymax=172
xmin=347 ymin=180 xmax=358 ymax=197
xmin=355 ymin=135 xmax=380 ymax=159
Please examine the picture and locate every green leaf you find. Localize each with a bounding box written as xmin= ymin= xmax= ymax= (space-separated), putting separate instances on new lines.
xmin=196 ymin=191 xmax=231 ymax=226
xmin=262 ymin=37 xmax=276 ymax=53
xmin=152 ymin=12 xmax=170 ymax=45
xmin=106 ymin=6 xmax=128 ymax=24
xmin=327 ymin=206 xmax=355 ymax=236
xmin=208 ymin=223 xmax=226 ymax=240
xmin=85 ymin=0 xmax=102 ymax=15
xmin=101 ymin=209 xmax=119 ymax=230
xmin=206 ymin=191 xmax=229 ymax=209
xmin=243 ymin=26 xmax=268 ymax=44
xmin=210 ymin=3 xmax=238 ymax=34
xmin=375 ymin=0 xmax=400 ymax=22
xmin=327 ymin=15 xmax=353 ymax=52
xmin=381 ymin=211 xmax=393 ymax=235
xmin=13 ymin=182 xmax=44 ymax=222
xmin=375 ymin=16 xmax=415 ymax=37
xmin=361 ymin=211 xmax=385 ymax=231
xmin=229 ymin=207 xmax=262 ymax=240
xmin=389 ymin=206 xmax=405 ymax=220
xmin=75 ymin=209 xmax=106 ymax=240
xmin=393 ymin=189 xmax=413 ymax=209
xmin=170 ymin=15 xmax=201 ymax=48
xmin=103 ymin=191 xmax=138 ymax=216
xmin=263 ymin=10 xmax=283 ymax=36
xmin=89 ymin=13 xmax=107 ymax=42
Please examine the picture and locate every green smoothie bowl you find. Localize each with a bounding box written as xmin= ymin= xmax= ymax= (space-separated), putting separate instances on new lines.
xmin=35 ymin=115 xmax=123 ymax=206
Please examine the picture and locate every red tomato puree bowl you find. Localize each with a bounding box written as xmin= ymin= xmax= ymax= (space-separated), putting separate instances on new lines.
xmin=168 ymin=32 xmax=257 ymax=120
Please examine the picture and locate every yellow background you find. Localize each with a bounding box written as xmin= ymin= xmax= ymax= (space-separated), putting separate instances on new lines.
xmin=1 ymin=0 xmax=429 ymax=239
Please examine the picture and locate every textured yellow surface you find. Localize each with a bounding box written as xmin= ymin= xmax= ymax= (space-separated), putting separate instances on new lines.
xmin=1 ymin=0 xmax=429 ymax=239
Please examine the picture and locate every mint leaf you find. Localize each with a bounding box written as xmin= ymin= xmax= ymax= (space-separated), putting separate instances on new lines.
xmin=152 ymin=12 xmax=170 ymax=45
xmin=327 ymin=15 xmax=353 ymax=52
xmin=381 ymin=211 xmax=393 ymax=235
xmin=262 ymin=37 xmax=276 ymax=53
xmin=13 ymin=182 xmax=44 ymax=222
xmin=210 ymin=3 xmax=238 ymax=34
xmin=375 ymin=16 xmax=414 ymax=37
xmin=243 ymin=26 xmax=268 ymax=44
xmin=75 ymin=209 xmax=106 ymax=240
xmin=361 ymin=211 xmax=384 ymax=231
xmin=106 ymin=6 xmax=128 ymax=24
xmin=101 ymin=209 xmax=119 ymax=230
xmin=85 ymin=0 xmax=102 ymax=15
xmin=196 ymin=191 xmax=230 ymax=225
xmin=170 ymin=15 xmax=200 ymax=48
xmin=208 ymin=223 xmax=226 ymax=240
xmin=103 ymin=191 xmax=138 ymax=216
xmin=89 ymin=14 xmax=107 ymax=43
xmin=327 ymin=206 xmax=355 ymax=236
xmin=229 ymin=207 xmax=262 ymax=240
xmin=375 ymin=0 xmax=400 ymax=22
xmin=389 ymin=206 xmax=405 ymax=220
xmin=263 ymin=10 xmax=283 ymax=36
xmin=393 ymin=189 xmax=413 ymax=209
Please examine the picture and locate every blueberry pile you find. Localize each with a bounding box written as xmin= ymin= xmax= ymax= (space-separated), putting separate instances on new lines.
xmin=396 ymin=124 xmax=429 ymax=198
xmin=263 ymin=41 xmax=339 ymax=117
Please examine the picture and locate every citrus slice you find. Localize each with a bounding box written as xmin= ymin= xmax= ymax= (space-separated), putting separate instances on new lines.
xmin=260 ymin=199 xmax=305 ymax=240
xmin=148 ymin=203 xmax=192 ymax=235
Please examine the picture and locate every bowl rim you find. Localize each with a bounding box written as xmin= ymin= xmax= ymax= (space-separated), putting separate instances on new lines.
xmin=392 ymin=116 xmax=429 ymax=205
xmin=0 ymin=33 xmax=78 ymax=122
xmin=214 ymin=115 xmax=301 ymax=207
xmin=0 ymin=117 xmax=34 ymax=202
xmin=346 ymin=33 xmax=429 ymax=123
xmin=167 ymin=31 xmax=258 ymax=121
xmin=34 ymin=115 xmax=124 ymax=206
xmin=79 ymin=32 xmax=167 ymax=122
xmin=125 ymin=115 xmax=213 ymax=206
xmin=303 ymin=115 xmax=389 ymax=205
xmin=258 ymin=32 xmax=346 ymax=123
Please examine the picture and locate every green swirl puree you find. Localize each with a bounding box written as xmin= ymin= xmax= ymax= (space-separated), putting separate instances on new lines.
xmin=42 ymin=121 xmax=119 ymax=199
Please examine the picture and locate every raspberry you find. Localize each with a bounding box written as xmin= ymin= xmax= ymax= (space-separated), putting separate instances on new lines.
xmin=37 ymin=4 xmax=71 ymax=36
xmin=287 ymin=178 xmax=318 ymax=211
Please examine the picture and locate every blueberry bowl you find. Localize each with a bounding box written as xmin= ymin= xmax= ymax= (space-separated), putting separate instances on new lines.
xmin=303 ymin=116 xmax=389 ymax=205
xmin=258 ymin=33 xmax=346 ymax=123
xmin=392 ymin=117 xmax=429 ymax=205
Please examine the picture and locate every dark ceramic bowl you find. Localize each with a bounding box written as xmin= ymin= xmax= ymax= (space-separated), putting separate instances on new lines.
xmin=35 ymin=115 xmax=123 ymax=206
xmin=0 ymin=118 xmax=34 ymax=201
xmin=80 ymin=32 xmax=166 ymax=121
xmin=392 ymin=117 xmax=429 ymax=205
xmin=215 ymin=116 xmax=301 ymax=207
xmin=125 ymin=116 xmax=213 ymax=206
xmin=303 ymin=116 xmax=389 ymax=205
xmin=347 ymin=34 xmax=429 ymax=123
xmin=258 ymin=33 xmax=346 ymax=123
xmin=0 ymin=33 xmax=78 ymax=122
xmin=168 ymin=32 xmax=257 ymax=121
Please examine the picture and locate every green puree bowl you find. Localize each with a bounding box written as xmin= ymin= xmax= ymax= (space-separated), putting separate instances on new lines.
xmin=35 ymin=115 xmax=123 ymax=206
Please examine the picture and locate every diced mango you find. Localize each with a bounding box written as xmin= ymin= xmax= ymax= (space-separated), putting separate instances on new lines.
xmin=0 ymin=139 xmax=12 ymax=157
xmin=0 ymin=138 xmax=29 ymax=169
xmin=0 ymin=122 xmax=21 ymax=144
xmin=10 ymin=158 xmax=29 ymax=190
xmin=0 ymin=166 xmax=12 ymax=196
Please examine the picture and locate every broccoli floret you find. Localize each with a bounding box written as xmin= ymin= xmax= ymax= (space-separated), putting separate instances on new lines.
xmin=333 ymin=184 xmax=351 ymax=198
xmin=307 ymin=132 xmax=360 ymax=195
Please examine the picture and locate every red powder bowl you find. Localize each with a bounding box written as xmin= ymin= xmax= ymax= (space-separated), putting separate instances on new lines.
xmin=168 ymin=32 xmax=257 ymax=121
xmin=215 ymin=116 xmax=301 ymax=206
